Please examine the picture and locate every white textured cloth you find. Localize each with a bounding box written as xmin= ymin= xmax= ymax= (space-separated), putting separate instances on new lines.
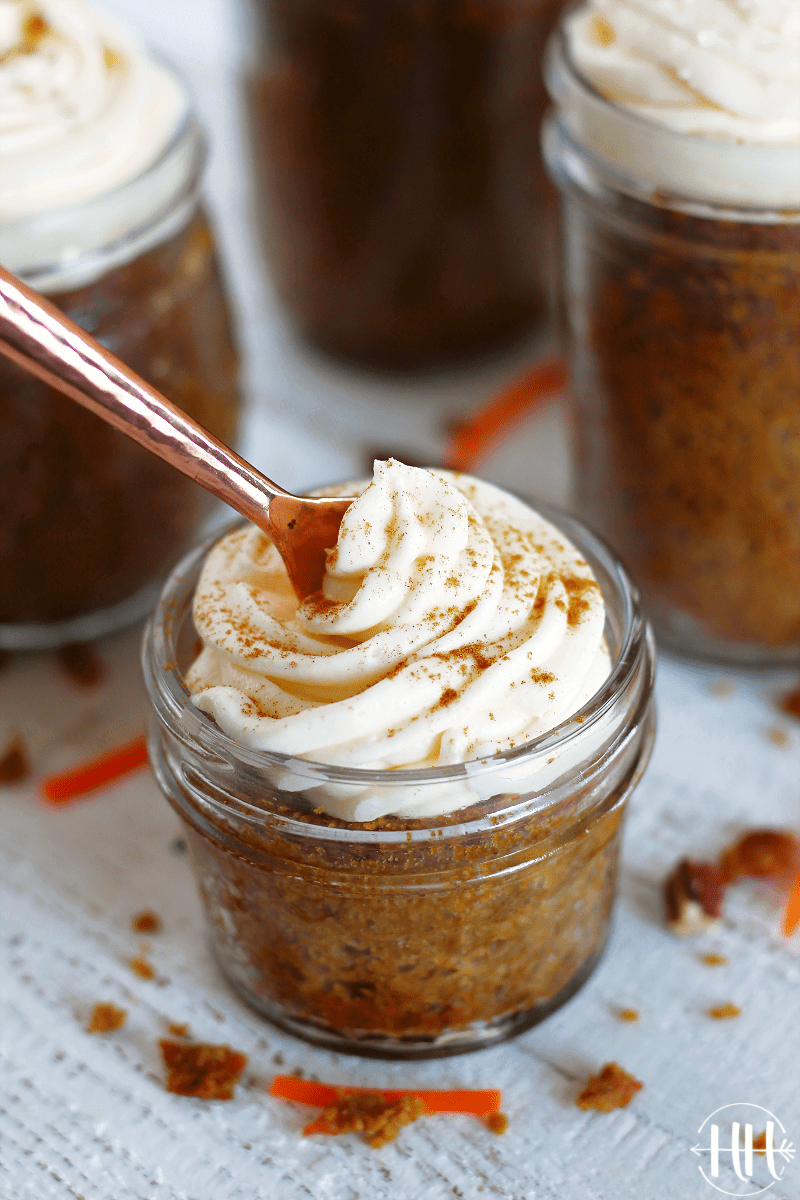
xmin=1 ymin=3 xmax=798 ymax=1195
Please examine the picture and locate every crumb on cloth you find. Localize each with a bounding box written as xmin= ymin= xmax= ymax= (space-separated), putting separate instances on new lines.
xmin=159 ymin=1039 xmax=248 ymax=1100
xmin=87 ymin=1003 xmax=126 ymax=1033
xmin=0 ymin=736 xmax=30 ymax=784
xmin=303 ymin=1090 xmax=427 ymax=1149
xmin=663 ymin=858 xmax=724 ymax=936
xmin=484 ymin=1111 xmax=509 ymax=1135
xmin=707 ymin=1003 xmax=740 ymax=1020
xmin=719 ymin=829 xmax=800 ymax=884
xmin=129 ymin=955 xmax=155 ymax=980
xmin=700 ymin=953 xmax=728 ymax=967
xmin=575 ymin=1063 xmax=642 ymax=1112
xmin=58 ymin=642 xmax=104 ymax=686
xmin=132 ymin=910 xmax=162 ymax=934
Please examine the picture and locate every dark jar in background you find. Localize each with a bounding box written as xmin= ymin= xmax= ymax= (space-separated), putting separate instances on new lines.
xmin=247 ymin=0 xmax=567 ymax=371
xmin=0 ymin=109 xmax=241 ymax=649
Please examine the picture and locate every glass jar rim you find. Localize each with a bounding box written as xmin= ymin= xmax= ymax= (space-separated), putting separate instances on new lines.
xmin=1 ymin=58 xmax=205 ymax=292
xmin=143 ymin=499 xmax=653 ymax=798
xmin=544 ymin=20 xmax=800 ymax=216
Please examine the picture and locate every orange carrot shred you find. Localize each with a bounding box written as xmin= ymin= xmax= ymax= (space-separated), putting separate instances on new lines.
xmin=41 ymin=735 xmax=149 ymax=804
xmin=783 ymin=868 xmax=800 ymax=937
xmin=269 ymin=1075 xmax=501 ymax=1115
xmin=442 ymin=357 xmax=567 ymax=473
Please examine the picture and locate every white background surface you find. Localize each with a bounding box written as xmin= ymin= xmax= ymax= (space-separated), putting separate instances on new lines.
xmin=2 ymin=2 xmax=799 ymax=1198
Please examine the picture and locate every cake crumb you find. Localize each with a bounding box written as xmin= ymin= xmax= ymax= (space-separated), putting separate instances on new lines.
xmin=708 ymin=1003 xmax=740 ymax=1020
xmin=159 ymin=1039 xmax=247 ymax=1099
xmin=132 ymin=910 xmax=162 ymax=934
xmin=766 ymin=726 xmax=790 ymax=748
xmin=664 ymin=858 xmax=724 ymax=936
xmin=753 ymin=1130 xmax=767 ymax=1152
xmin=303 ymin=1089 xmax=426 ymax=1148
xmin=87 ymin=1003 xmax=126 ymax=1033
xmin=58 ymin=642 xmax=104 ymax=686
xmin=0 ymin=736 xmax=30 ymax=783
xmin=700 ymin=953 xmax=728 ymax=967
xmin=617 ymin=1007 xmax=639 ymax=1022
xmin=780 ymin=687 xmax=800 ymax=720
xmin=719 ymin=829 xmax=800 ymax=883
xmin=129 ymin=955 xmax=155 ymax=980
xmin=166 ymin=1022 xmax=190 ymax=1038
xmin=485 ymin=1112 xmax=509 ymax=1135
xmin=576 ymin=1063 xmax=642 ymax=1112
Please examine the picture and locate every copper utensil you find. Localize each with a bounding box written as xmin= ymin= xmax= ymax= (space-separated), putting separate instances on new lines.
xmin=0 ymin=265 xmax=353 ymax=600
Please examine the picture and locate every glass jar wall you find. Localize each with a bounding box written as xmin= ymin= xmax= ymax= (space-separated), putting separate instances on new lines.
xmin=247 ymin=0 xmax=568 ymax=370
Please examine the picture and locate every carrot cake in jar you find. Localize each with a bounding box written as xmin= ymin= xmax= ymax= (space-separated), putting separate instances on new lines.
xmin=543 ymin=0 xmax=800 ymax=664
xmin=143 ymin=461 xmax=656 ymax=1057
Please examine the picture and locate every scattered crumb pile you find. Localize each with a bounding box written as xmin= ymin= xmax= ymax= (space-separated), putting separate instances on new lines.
xmin=159 ymin=1039 xmax=248 ymax=1100
xmin=303 ymin=1090 xmax=427 ymax=1149
xmin=575 ymin=1063 xmax=642 ymax=1112
xmin=86 ymin=1003 xmax=126 ymax=1034
xmin=664 ymin=828 xmax=800 ymax=936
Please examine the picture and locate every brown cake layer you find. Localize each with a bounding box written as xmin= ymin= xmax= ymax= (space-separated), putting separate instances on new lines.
xmin=566 ymin=193 xmax=800 ymax=650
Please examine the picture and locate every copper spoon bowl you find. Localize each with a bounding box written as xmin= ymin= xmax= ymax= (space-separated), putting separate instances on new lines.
xmin=0 ymin=265 xmax=353 ymax=600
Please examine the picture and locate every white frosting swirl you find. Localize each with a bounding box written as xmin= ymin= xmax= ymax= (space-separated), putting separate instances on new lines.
xmin=0 ymin=0 xmax=186 ymax=221
xmin=558 ymin=0 xmax=800 ymax=206
xmin=187 ymin=462 xmax=611 ymax=821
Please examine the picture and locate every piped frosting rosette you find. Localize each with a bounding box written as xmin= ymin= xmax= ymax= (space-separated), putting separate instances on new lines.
xmin=187 ymin=461 xmax=611 ymax=820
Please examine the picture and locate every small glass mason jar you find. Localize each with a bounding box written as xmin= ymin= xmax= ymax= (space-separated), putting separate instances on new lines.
xmin=543 ymin=29 xmax=800 ymax=665
xmin=143 ymin=504 xmax=656 ymax=1059
xmin=0 ymin=102 xmax=240 ymax=649
xmin=246 ymin=0 xmax=569 ymax=370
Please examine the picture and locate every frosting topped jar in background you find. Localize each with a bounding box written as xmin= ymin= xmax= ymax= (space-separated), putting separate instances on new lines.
xmin=144 ymin=466 xmax=655 ymax=1055
xmin=543 ymin=0 xmax=800 ymax=664
xmin=0 ymin=0 xmax=241 ymax=648
xmin=246 ymin=0 xmax=569 ymax=370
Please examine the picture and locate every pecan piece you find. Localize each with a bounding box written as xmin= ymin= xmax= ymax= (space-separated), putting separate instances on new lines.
xmin=719 ymin=830 xmax=800 ymax=884
xmin=663 ymin=858 xmax=725 ymax=936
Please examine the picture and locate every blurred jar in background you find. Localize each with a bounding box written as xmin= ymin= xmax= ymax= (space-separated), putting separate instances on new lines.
xmin=0 ymin=0 xmax=241 ymax=648
xmin=247 ymin=0 xmax=567 ymax=370
xmin=543 ymin=1 xmax=800 ymax=665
